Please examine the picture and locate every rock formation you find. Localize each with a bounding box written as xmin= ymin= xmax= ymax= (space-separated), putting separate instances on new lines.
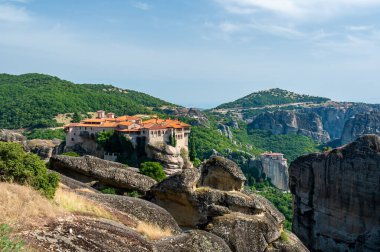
xmin=50 ymin=155 xmax=156 ymax=193
xmin=249 ymin=110 xmax=330 ymax=143
xmin=341 ymin=111 xmax=380 ymax=144
xmin=149 ymin=156 xmax=308 ymax=252
xmin=0 ymin=129 xmax=26 ymax=143
xmin=198 ymin=156 xmax=246 ymax=191
xmin=0 ymin=129 xmax=64 ymax=160
xmin=145 ymin=143 xmax=192 ymax=175
xmin=25 ymin=173 xmax=230 ymax=251
xmin=26 ymin=139 xmax=64 ymax=160
xmin=259 ymin=153 xmax=289 ymax=191
xmin=289 ymin=135 xmax=380 ymax=252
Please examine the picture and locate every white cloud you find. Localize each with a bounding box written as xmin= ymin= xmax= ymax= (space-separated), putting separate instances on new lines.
xmin=216 ymin=0 xmax=380 ymax=20
xmin=345 ymin=25 xmax=374 ymax=31
xmin=0 ymin=4 xmax=30 ymax=22
xmin=132 ymin=1 xmax=151 ymax=11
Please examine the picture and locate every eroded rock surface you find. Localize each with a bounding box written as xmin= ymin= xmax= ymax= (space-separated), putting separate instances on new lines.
xmin=149 ymin=156 xmax=307 ymax=252
xmin=290 ymin=134 xmax=380 ymax=252
xmin=249 ymin=110 xmax=330 ymax=143
xmin=50 ymin=155 xmax=156 ymax=193
xmin=341 ymin=111 xmax=380 ymax=144
xmin=198 ymin=156 xmax=246 ymax=191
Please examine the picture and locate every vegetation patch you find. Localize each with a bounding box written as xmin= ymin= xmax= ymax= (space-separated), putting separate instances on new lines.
xmin=139 ymin=162 xmax=166 ymax=182
xmin=24 ymin=128 xmax=65 ymax=140
xmin=0 ymin=224 xmax=25 ymax=252
xmin=0 ymin=142 xmax=60 ymax=199
xmin=136 ymin=221 xmax=173 ymax=240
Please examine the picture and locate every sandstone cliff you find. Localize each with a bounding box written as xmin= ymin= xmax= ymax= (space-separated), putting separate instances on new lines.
xmin=249 ymin=110 xmax=330 ymax=143
xmin=289 ymin=135 xmax=380 ymax=252
xmin=149 ymin=156 xmax=308 ymax=252
xmin=341 ymin=111 xmax=380 ymax=144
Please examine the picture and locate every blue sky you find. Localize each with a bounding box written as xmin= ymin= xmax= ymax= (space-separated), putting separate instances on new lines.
xmin=0 ymin=0 xmax=379 ymax=108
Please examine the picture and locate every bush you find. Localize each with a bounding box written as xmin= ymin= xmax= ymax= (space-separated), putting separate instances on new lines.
xmin=0 ymin=142 xmax=60 ymax=199
xmin=0 ymin=224 xmax=25 ymax=252
xmin=193 ymin=158 xmax=202 ymax=168
xmin=100 ymin=187 xmax=117 ymax=195
xmin=139 ymin=162 xmax=166 ymax=182
xmin=62 ymin=151 xmax=80 ymax=157
xmin=127 ymin=190 xmax=141 ymax=198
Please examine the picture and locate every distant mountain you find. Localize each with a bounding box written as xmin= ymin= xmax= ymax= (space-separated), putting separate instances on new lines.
xmin=216 ymin=88 xmax=330 ymax=109
xmin=0 ymin=73 xmax=174 ymax=129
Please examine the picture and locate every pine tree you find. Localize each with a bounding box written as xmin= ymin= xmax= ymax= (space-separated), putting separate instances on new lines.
xmin=71 ymin=112 xmax=82 ymax=123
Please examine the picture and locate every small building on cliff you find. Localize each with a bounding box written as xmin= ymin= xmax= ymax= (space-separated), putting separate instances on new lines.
xmin=64 ymin=110 xmax=191 ymax=155
xmin=256 ymin=152 xmax=289 ymax=191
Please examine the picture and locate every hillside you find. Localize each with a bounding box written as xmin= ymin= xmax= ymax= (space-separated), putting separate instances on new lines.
xmin=0 ymin=73 xmax=173 ymax=129
xmin=216 ymin=88 xmax=330 ymax=109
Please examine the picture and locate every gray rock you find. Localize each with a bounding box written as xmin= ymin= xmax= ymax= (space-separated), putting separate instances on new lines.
xmin=290 ymin=134 xmax=380 ymax=252
xmin=198 ymin=156 xmax=246 ymax=191
xmin=341 ymin=111 xmax=380 ymax=144
xmin=0 ymin=129 xmax=26 ymax=143
xmin=249 ymin=110 xmax=330 ymax=143
xmin=50 ymin=155 xmax=156 ymax=193
xmin=155 ymin=230 xmax=232 ymax=252
xmin=149 ymin=157 xmax=307 ymax=252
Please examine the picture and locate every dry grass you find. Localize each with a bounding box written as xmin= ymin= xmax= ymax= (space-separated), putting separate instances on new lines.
xmin=135 ymin=221 xmax=173 ymax=240
xmin=0 ymin=183 xmax=62 ymax=229
xmin=54 ymin=187 xmax=114 ymax=220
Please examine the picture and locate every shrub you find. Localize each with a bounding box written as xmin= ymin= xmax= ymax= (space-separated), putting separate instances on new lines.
xmin=280 ymin=231 xmax=289 ymax=242
xmin=139 ymin=162 xmax=166 ymax=182
xmin=193 ymin=158 xmax=202 ymax=168
xmin=100 ymin=187 xmax=117 ymax=195
xmin=0 ymin=142 xmax=60 ymax=199
xmin=127 ymin=190 xmax=141 ymax=198
xmin=0 ymin=224 xmax=25 ymax=252
xmin=62 ymin=151 xmax=80 ymax=157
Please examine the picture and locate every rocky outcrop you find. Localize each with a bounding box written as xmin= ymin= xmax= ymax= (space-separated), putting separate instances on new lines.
xmin=258 ymin=154 xmax=289 ymax=191
xmin=249 ymin=110 xmax=330 ymax=143
xmin=289 ymin=135 xmax=380 ymax=252
xmin=50 ymin=155 xmax=156 ymax=193
xmin=0 ymin=129 xmax=64 ymax=160
xmin=0 ymin=129 xmax=26 ymax=143
xmin=145 ymin=143 xmax=189 ymax=175
xmin=155 ymin=230 xmax=232 ymax=252
xmin=218 ymin=124 xmax=233 ymax=141
xmin=341 ymin=111 xmax=380 ymax=144
xmin=198 ymin=156 xmax=246 ymax=191
xmin=26 ymin=139 xmax=64 ymax=160
xmin=149 ymin=156 xmax=307 ymax=252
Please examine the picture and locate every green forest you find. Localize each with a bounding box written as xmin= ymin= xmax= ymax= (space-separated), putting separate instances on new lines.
xmin=0 ymin=73 xmax=172 ymax=129
xmin=217 ymin=88 xmax=329 ymax=109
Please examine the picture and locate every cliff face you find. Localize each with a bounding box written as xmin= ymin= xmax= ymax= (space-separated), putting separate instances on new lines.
xmin=289 ymin=135 xmax=380 ymax=252
xmin=261 ymin=156 xmax=289 ymax=191
xmin=249 ymin=111 xmax=330 ymax=143
xmin=341 ymin=111 xmax=380 ymax=144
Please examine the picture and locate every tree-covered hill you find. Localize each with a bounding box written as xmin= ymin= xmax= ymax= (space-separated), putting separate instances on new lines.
xmin=216 ymin=88 xmax=330 ymax=109
xmin=0 ymin=73 xmax=174 ymax=129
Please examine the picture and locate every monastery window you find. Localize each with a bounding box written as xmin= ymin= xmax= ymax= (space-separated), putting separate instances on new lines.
xmin=85 ymin=127 xmax=87 ymax=130
xmin=71 ymin=138 xmax=74 ymax=141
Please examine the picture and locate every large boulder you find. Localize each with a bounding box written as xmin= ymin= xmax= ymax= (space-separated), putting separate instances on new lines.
xmin=290 ymin=134 xmax=380 ymax=252
xmin=145 ymin=143 xmax=185 ymax=175
xmin=198 ymin=156 xmax=246 ymax=191
xmin=50 ymin=155 xmax=156 ymax=193
xmin=149 ymin=156 xmax=307 ymax=252
xmin=26 ymin=139 xmax=64 ymax=160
